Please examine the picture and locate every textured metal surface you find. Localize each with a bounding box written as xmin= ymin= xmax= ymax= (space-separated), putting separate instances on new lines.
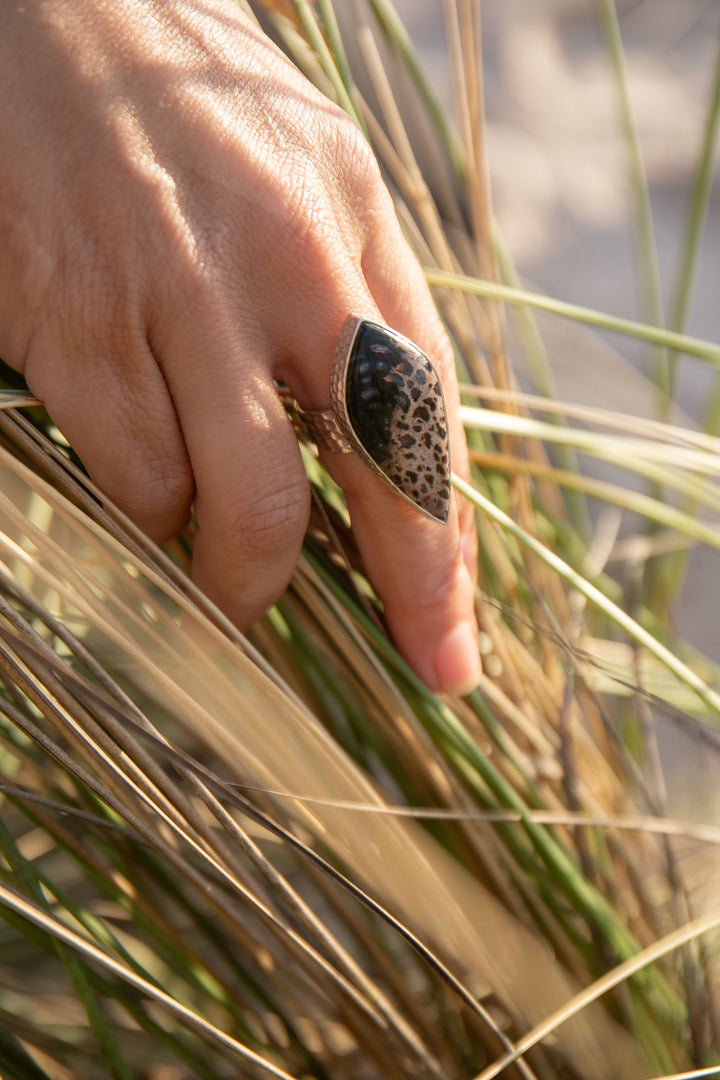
xmin=298 ymin=408 xmax=353 ymax=453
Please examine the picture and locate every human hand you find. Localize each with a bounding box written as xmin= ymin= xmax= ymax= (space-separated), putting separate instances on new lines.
xmin=0 ymin=0 xmax=480 ymax=693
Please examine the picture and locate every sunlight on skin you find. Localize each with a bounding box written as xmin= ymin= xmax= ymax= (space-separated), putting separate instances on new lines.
xmin=0 ymin=0 xmax=481 ymax=695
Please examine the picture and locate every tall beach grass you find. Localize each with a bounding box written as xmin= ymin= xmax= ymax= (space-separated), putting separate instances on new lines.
xmin=0 ymin=2 xmax=719 ymax=1078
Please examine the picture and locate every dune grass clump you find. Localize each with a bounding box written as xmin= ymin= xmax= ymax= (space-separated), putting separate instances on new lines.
xmin=0 ymin=2 xmax=719 ymax=1078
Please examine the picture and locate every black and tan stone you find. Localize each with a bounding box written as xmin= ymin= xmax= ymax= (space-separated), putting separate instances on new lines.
xmin=325 ymin=318 xmax=451 ymax=524
xmin=284 ymin=318 xmax=452 ymax=523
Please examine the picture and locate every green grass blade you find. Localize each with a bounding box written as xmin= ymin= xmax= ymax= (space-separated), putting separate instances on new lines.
xmin=292 ymin=0 xmax=364 ymax=127
xmin=0 ymin=1029 xmax=55 ymax=1080
xmin=657 ymin=32 xmax=720 ymax=608
xmin=0 ymin=806 xmax=134 ymax=1080
xmin=316 ymin=0 xmax=361 ymax=117
xmin=669 ymin=33 xmax=720 ymax=394
xmin=0 ymin=881 xmax=299 ymax=1080
xmin=425 ymin=268 xmax=720 ymax=365
xmin=453 ymin=472 xmax=720 ymax=719
xmin=597 ymin=0 xmax=667 ymax=404
xmin=492 ymin=229 xmax=592 ymax=539
xmin=469 ymin=448 xmax=720 ymax=555
xmin=366 ymin=0 xmax=465 ymax=179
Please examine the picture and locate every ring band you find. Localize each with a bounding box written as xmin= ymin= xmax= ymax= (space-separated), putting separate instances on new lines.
xmin=285 ymin=316 xmax=451 ymax=524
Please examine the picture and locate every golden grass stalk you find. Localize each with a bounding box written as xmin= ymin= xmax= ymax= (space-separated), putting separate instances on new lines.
xmin=1 ymin=1 xmax=720 ymax=1078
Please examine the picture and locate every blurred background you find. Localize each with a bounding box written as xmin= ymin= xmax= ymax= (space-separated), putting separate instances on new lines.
xmin=390 ymin=0 xmax=720 ymax=819
xmin=0 ymin=6 xmax=717 ymax=1074
xmin=392 ymin=0 xmax=719 ymax=406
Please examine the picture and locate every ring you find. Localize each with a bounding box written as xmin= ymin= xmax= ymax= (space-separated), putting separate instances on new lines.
xmin=285 ymin=317 xmax=451 ymax=525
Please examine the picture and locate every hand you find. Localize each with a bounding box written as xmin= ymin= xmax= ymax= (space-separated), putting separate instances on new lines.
xmin=0 ymin=0 xmax=480 ymax=693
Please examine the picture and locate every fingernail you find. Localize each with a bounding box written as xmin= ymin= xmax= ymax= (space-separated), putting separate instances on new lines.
xmin=433 ymin=620 xmax=482 ymax=696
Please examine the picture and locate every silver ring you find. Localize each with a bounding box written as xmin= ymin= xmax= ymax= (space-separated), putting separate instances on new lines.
xmin=285 ymin=316 xmax=451 ymax=524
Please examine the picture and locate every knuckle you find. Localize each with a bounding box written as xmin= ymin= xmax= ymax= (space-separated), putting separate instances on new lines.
xmin=326 ymin=109 xmax=380 ymax=194
xmin=272 ymin=115 xmax=383 ymax=267
xmin=276 ymin=174 xmax=332 ymax=264
xmin=117 ymin=458 xmax=195 ymax=540
xmin=218 ymin=479 xmax=310 ymax=562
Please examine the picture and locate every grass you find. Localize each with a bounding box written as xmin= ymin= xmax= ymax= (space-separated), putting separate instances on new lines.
xmin=1 ymin=1 xmax=719 ymax=1078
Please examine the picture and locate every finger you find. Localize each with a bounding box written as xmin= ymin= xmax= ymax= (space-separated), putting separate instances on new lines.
xmin=358 ymin=243 xmax=481 ymax=692
xmin=23 ymin=322 xmax=194 ymax=542
xmin=361 ymin=229 xmax=479 ymax=584
xmin=279 ymin=281 xmax=480 ymax=696
xmin=151 ymin=311 xmax=311 ymax=628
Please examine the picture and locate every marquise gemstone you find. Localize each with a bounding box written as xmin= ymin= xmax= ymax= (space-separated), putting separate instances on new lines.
xmin=343 ymin=321 xmax=451 ymax=523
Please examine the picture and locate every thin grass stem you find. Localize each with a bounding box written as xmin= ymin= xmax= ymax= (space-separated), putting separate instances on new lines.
xmin=473 ymin=907 xmax=720 ymax=1080
xmin=453 ymin=473 xmax=720 ymax=718
xmin=597 ymin=0 xmax=667 ymax=403
xmin=316 ymin=0 xmax=361 ymax=118
xmin=656 ymin=32 xmax=720 ymax=609
xmin=366 ymin=0 xmax=465 ymax=180
xmin=467 ymin=449 xmax=720 ymax=555
xmin=669 ymin=33 xmax=720 ymax=396
xmin=0 ymin=882 xmax=299 ymax=1080
xmin=292 ymin=0 xmax=363 ymax=126
xmin=425 ymin=268 xmax=720 ymax=365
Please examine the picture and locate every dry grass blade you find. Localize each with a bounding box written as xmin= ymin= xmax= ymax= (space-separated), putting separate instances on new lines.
xmin=0 ymin=882 xmax=298 ymax=1080
xmin=473 ymin=906 xmax=720 ymax=1080
xmin=2 ymin=1 xmax=720 ymax=1077
xmin=0 ymin=405 xmax=658 ymax=1078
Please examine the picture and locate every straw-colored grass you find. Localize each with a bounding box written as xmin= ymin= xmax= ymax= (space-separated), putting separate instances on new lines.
xmin=1 ymin=2 xmax=719 ymax=1078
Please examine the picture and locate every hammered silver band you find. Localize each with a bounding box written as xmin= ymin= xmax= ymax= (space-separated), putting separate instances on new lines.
xmin=294 ymin=408 xmax=353 ymax=453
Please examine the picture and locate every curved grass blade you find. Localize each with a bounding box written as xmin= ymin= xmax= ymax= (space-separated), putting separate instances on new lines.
xmin=669 ymin=33 xmax=720 ymax=403
xmin=425 ymin=268 xmax=720 ymax=366
xmin=597 ymin=0 xmax=667 ymax=403
xmin=473 ymin=906 xmax=720 ymax=1080
xmin=0 ymin=882 xmax=299 ymax=1080
xmin=453 ymin=472 xmax=720 ymax=719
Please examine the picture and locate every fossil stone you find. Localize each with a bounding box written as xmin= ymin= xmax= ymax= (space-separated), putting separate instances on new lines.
xmin=342 ymin=321 xmax=451 ymax=523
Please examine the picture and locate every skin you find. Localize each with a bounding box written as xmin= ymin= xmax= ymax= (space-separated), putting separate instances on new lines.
xmin=0 ymin=0 xmax=481 ymax=694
